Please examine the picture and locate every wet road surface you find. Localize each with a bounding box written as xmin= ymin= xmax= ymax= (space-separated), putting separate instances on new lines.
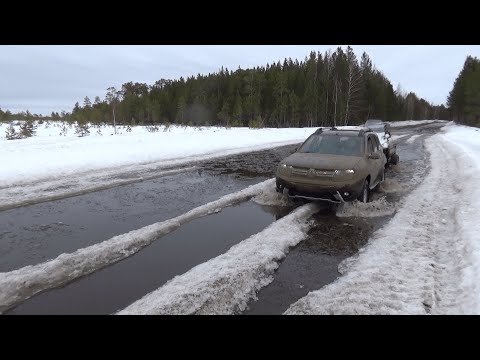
xmin=2 ymin=122 xmax=446 ymax=314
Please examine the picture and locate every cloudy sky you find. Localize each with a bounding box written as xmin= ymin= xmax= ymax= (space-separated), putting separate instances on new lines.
xmin=1 ymin=45 xmax=480 ymax=115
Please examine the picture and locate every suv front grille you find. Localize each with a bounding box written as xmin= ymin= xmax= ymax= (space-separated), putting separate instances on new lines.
xmin=291 ymin=167 xmax=335 ymax=178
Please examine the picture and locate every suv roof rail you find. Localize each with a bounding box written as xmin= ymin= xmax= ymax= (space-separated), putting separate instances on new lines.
xmin=358 ymin=127 xmax=373 ymax=136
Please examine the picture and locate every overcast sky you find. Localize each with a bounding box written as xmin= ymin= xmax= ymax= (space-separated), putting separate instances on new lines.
xmin=1 ymin=45 xmax=480 ymax=115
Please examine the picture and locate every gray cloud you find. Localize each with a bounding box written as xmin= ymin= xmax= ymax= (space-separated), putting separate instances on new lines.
xmin=1 ymin=45 xmax=479 ymax=115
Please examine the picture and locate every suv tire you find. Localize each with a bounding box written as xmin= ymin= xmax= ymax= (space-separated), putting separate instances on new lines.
xmin=358 ymin=179 xmax=370 ymax=203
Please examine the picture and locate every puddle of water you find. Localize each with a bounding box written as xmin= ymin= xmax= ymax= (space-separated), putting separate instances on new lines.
xmin=0 ymin=172 xmax=263 ymax=272
xmin=6 ymin=200 xmax=279 ymax=315
xmin=202 ymin=145 xmax=297 ymax=179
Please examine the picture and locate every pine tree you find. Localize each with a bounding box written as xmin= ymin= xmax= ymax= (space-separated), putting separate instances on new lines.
xmin=20 ymin=119 xmax=37 ymax=138
xmin=84 ymin=96 xmax=92 ymax=108
xmin=5 ymin=123 xmax=19 ymax=140
xmin=176 ymin=96 xmax=187 ymax=124
xmin=217 ymin=100 xmax=230 ymax=128
xmin=232 ymin=91 xmax=243 ymax=127
xmin=446 ymin=56 xmax=480 ymax=124
xmin=74 ymin=121 xmax=90 ymax=137
xmin=59 ymin=122 xmax=68 ymax=136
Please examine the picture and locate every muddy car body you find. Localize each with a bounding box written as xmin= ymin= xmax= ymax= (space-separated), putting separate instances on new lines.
xmin=275 ymin=127 xmax=386 ymax=203
xmin=365 ymin=119 xmax=399 ymax=166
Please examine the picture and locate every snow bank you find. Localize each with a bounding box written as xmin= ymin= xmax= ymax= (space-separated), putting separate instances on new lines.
xmin=118 ymin=203 xmax=318 ymax=315
xmin=439 ymin=124 xmax=480 ymax=313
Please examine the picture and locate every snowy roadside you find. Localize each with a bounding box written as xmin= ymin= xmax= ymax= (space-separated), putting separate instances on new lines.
xmin=0 ymin=125 xmax=313 ymax=209
xmin=118 ymin=202 xmax=318 ymax=315
xmin=389 ymin=120 xmax=449 ymax=127
xmin=0 ymin=179 xmax=279 ymax=314
xmin=285 ymin=123 xmax=480 ymax=315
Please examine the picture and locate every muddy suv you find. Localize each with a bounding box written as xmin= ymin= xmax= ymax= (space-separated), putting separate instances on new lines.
xmin=275 ymin=127 xmax=386 ymax=203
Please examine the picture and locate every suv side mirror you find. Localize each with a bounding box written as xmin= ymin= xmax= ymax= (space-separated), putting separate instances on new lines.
xmin=369 ymin=153 xmax=380 ymax=160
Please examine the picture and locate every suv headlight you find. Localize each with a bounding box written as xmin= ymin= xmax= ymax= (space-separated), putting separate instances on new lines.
xmin=278 ymin=163 xmax=292 ymax=175
xmin=333 ymin=169 xmax=355 ymax=180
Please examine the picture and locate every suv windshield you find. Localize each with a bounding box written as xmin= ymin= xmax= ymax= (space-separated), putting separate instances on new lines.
xmin=298 ymin=135 xmax=363 ymax=156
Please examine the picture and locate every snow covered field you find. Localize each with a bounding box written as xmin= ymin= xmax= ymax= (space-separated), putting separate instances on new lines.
xmin=0 ymin=123 xmax=313 ymax=186
xmin=2 ymin=119 xmax=478 ymax=315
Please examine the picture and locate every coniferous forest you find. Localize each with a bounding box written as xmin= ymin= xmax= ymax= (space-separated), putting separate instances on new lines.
xmin=447 ymin=55 xmax=480 ymax=127
xmin=3 ymin=47 xmax=480 ymax=130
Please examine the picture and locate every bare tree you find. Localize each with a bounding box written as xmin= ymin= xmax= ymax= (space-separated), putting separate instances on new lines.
xmin=106 ymin=87 xmax=122 ymax=134
xmin=324 ymin=50 xmax=332 ymax=126
xmin=333 ymin=78 xmax=339 ymax=127
xmin=344 ymin=49 xmax=363 ymax=125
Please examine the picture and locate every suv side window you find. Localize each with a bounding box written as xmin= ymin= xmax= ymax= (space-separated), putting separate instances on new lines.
xmin=367 ymin=136 xmax=376 ymax=154
xmin=372 ymin=135 xmax=381 ymax=151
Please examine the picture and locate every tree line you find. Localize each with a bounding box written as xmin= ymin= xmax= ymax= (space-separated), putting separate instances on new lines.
xmin=447 ymin=55 xmax=480 ymax=127
xmin=0 ymin=109 xmax=65 ymax=122
xmin=2 ymin=46 xmax=451 ymax=129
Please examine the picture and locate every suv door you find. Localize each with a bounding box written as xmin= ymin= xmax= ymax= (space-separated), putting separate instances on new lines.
xmin=367 ymin=134 xmax=382 ymax=186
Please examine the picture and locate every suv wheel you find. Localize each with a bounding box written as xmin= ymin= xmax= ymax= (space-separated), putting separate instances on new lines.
xmin=358 ymin=180 xmax=370 ymax=203
xmin=374 ymin=170 xmax=385 ymax=192
xmin=391 ymin=154 xmax=399 ymax=165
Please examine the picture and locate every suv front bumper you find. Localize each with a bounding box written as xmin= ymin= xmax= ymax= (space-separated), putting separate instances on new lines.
xmin=275 ymin=177 xmax=364 ymax=203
